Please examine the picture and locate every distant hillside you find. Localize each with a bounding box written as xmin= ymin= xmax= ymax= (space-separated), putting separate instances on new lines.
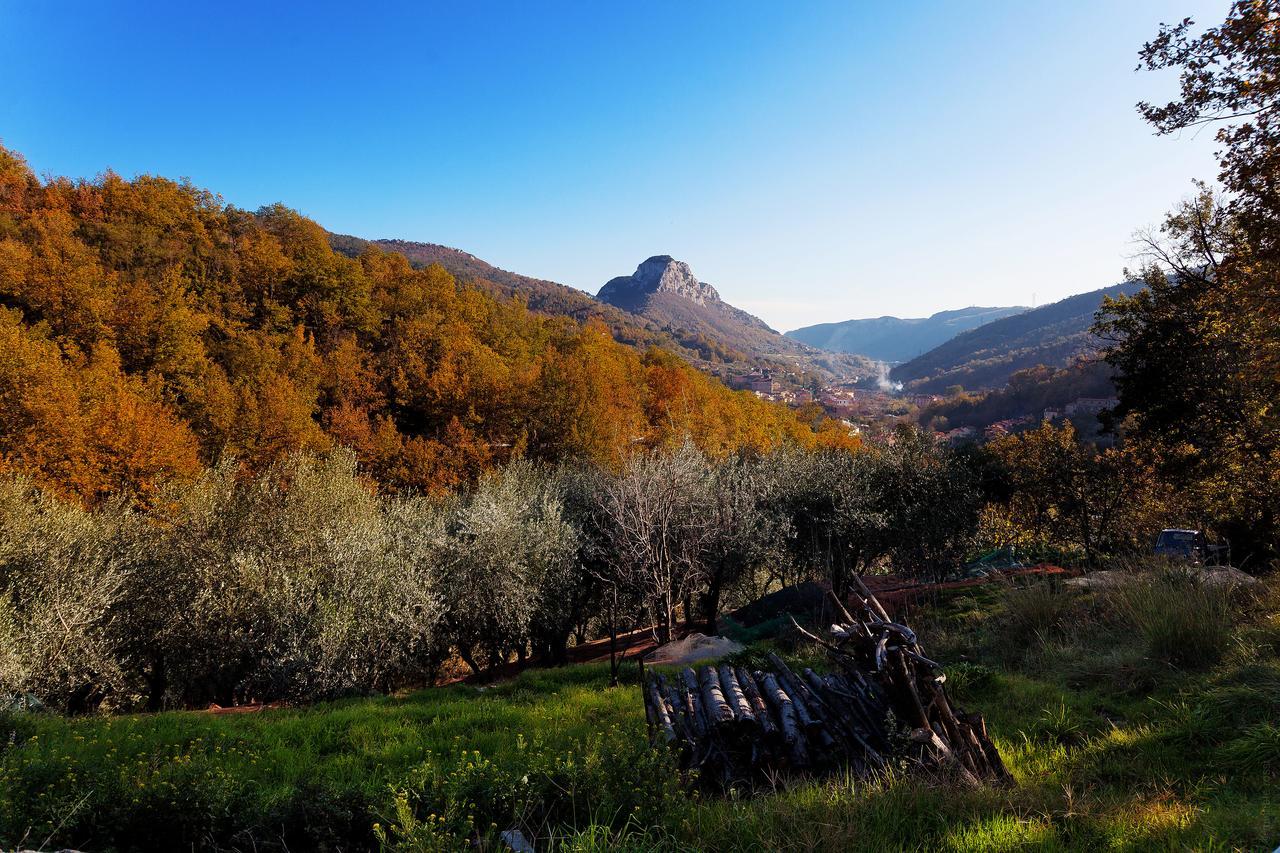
xmin=328 ymin=234 xmax=681 ymax=348
xmin=786 ymin=306 xmax=1027 ymax=362
xmin=919 ymin=360 xmax=1117 ymax=434
xmin=0 ymin=145 xmax=831 ymax=502
xmin=891 ymin=282 xmax=1144 ymax=393
xmin=596 ymin=256 xmax=874 ymax=383
xmin=333 ymin=235 xmax=873 ymax=383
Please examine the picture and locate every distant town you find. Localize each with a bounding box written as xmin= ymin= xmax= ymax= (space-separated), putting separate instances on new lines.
xmin=729 ymin=368 xmax=1117 ymax=444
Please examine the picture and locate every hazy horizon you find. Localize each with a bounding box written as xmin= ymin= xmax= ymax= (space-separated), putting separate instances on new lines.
xmin=1 ymin=0 xmax=1227 ymax=329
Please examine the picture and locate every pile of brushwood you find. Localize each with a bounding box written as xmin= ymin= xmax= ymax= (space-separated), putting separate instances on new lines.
xmin=642 ymin=579 xmax=1012 ymax=790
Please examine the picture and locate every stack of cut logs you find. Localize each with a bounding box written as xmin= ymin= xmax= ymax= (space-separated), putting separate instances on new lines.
xmin=642 ymin=578 xmax=1012 ymax=789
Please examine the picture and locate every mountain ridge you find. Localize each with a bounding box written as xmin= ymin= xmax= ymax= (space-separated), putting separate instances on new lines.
xmin=594 ymin=255 xmax=874 ymax=382
xmin=786 ymin=306 xmax=1028 ymax=362
xmin=597 ymin=255 xmax=776 ymax=333
xmin=890 ymin=281 xmax=1144 ymax=393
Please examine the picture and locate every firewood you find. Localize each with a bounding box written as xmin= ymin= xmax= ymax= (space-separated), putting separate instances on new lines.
xmin=802 ymin=667 xmax=887 ymax=767
xmin=699 ymin=665 xmax=735 ymax=727
xmin=852 ymin=574 xmax=894 ymax=624
xmin=909 ymin=726 xmax=980 ymax=788
xmin=679 ymin=667 xmax=709 ymax=740
xmin=766 ymin=655 xmax=817 ymax=729
xmin=718 ymin=664 xmax=755 ymax=724
xmin=647 ymin=679 xmax=677 ymax=744
xmin=967 ymin=712 xmax=1013 ymax=784
xmin=736 ymin=666 xmax=777 ymax=737
xmin=642 ymin=576 xmax=1010 ymax=791
xmin=757 ymin=670 xmax=809 ymax=766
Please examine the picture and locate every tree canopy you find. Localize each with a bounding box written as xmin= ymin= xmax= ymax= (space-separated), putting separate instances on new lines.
xmin=0 ymin=146 xmax=848 ymax=502
xmin=1096 ymin=1 xmax=1280 ymax=563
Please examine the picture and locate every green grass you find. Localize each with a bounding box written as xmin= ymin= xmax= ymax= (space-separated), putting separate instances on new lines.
xmin=0 ymin=665 xmax=668 ymax=851
xmin=3 ymin=576 xmax=1280 ymax=851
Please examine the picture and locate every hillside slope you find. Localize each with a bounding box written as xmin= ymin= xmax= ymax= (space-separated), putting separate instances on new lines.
xmin=327 ymin=234 xmax=685 ymax=351
xmin=891 ymin=282 xmax=1143 ymax=392
xmin=333 ymin=238 xmax=873 ymax=382
xmin=0 ymin=145 xmax=829 ymax=502
xmin=786 ymin=306 xmax=1027 ymax=362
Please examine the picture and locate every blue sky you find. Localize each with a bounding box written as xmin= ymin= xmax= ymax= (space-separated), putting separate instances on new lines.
xmin=0 ymin=1 xmax=1225 ymax=329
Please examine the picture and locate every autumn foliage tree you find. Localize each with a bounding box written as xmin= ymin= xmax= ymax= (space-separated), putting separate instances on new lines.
xmin=0 ymin=144 xmax=835 ymax=501
xmin=1096 ymin=2 xmax=1280 ymax=563
xmin=985 ymin=422 xmax=1175 ymax=565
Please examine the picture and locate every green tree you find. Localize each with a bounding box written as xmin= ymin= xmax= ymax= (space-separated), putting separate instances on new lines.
xmin=877 ymin=426 xmax=982 ymax=581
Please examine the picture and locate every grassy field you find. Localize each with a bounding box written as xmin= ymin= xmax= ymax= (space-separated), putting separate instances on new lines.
xmin=3 ymin=571 xmax=1279 ymax=851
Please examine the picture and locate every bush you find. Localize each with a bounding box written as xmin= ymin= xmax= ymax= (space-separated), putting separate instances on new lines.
xmin=0 ymin=477 xmax=144 ymax=712
xmin=138 ymin=450 xmax=449 ymax=707
xmin=439 ymin=461 xmax=579 ymax=678
xmin=0 ymin=451 xmax=450 ymax=712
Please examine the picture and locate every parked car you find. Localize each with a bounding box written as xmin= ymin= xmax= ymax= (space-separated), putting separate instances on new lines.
xmin=1154 ymin=529 xmax=1228 ymax=565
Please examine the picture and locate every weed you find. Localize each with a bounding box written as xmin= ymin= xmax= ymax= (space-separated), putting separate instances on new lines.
xmin=1107 ymin=569 xmax=1234 ymax=668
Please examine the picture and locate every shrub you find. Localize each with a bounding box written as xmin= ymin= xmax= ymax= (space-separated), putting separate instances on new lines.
xmin=0 ymin=451 xmax=451 ymax=712
xmin=145 ymin=450 xmax=448 ymax=706
xmin=439 ymin=460 xmax=580 ymax=677
xmin=0 ymin=477 xmax=144 ymax=712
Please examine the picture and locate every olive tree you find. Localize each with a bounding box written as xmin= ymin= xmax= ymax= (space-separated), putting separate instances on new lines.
xmin=0 ymin=477 xmax=143 ymax=712
xmin=527 ymin=462 xmax=603 ymax=665
xmin=769 ymin=446 xmax=890 ymax=599
xmin=698 ymin=453 xmax=787 ymax=632
xmin=137 ymin=450 xmax=445 ymax=706
xmin=588 ymin=443 xmax=712 ymax=646
xmin=876 ymin=426 xmax=983 ymax=581
xmin=439 ymin=460 xmax=578 ymax=678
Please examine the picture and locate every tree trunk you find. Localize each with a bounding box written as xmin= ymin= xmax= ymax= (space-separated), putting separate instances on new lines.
xmin=607 ymin=598 xmax=620 ymax=687
xmin=144 ymin=654 xmax=168 ymax=712
xmin=548 ymin=633 xmax=568 ymax=666
xmin=701 ymin=573 xmax=723 ymax=634
xmin=458 ymin=646 xmax=483 ymax=679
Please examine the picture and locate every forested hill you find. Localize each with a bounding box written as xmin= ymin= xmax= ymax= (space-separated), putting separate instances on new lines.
xmin=331 ymin=235 xmax=873 ymax=384
xmin=890 ymin=282 xmax=1144 ymax=392
xmin=328 ymin=233 xmax=683 ymax=352
xmin=0 ymin=146 xmax=850 ymax=505
xmin=785 ymin=306 xmax=1027 ymax=363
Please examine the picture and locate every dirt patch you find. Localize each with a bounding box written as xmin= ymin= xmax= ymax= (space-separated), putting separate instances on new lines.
xmin=1065 ymin=565 xmax=1258 ymax=590
xmin=1064 ymin=570 xmax=1134 ymax=590
xmin=864 ymin=565 xmax=1077 ymax=611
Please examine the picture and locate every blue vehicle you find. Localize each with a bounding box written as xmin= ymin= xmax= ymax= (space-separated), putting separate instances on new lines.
xmin=1154 ymin=529 xmax=1227 ymax=565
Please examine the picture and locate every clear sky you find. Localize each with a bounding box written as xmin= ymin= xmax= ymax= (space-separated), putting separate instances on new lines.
xmin=0 ymin=1 xmax=1226 ymax=330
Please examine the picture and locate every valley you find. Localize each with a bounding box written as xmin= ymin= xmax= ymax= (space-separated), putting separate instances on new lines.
xmin=4 ymin=3 xmax=1280 ymax=851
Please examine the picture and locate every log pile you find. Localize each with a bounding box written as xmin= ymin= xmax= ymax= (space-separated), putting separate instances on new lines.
xmin=642 ymin=578 xmax=1012 ymax=790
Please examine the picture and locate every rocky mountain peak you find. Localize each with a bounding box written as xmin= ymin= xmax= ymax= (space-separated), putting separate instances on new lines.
xmin=598 ymin=255 xmax=722 ymax=308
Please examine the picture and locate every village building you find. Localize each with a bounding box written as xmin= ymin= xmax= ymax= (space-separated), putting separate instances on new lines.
xmin=1064 ymin=397 xmax=1118 ymax=416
